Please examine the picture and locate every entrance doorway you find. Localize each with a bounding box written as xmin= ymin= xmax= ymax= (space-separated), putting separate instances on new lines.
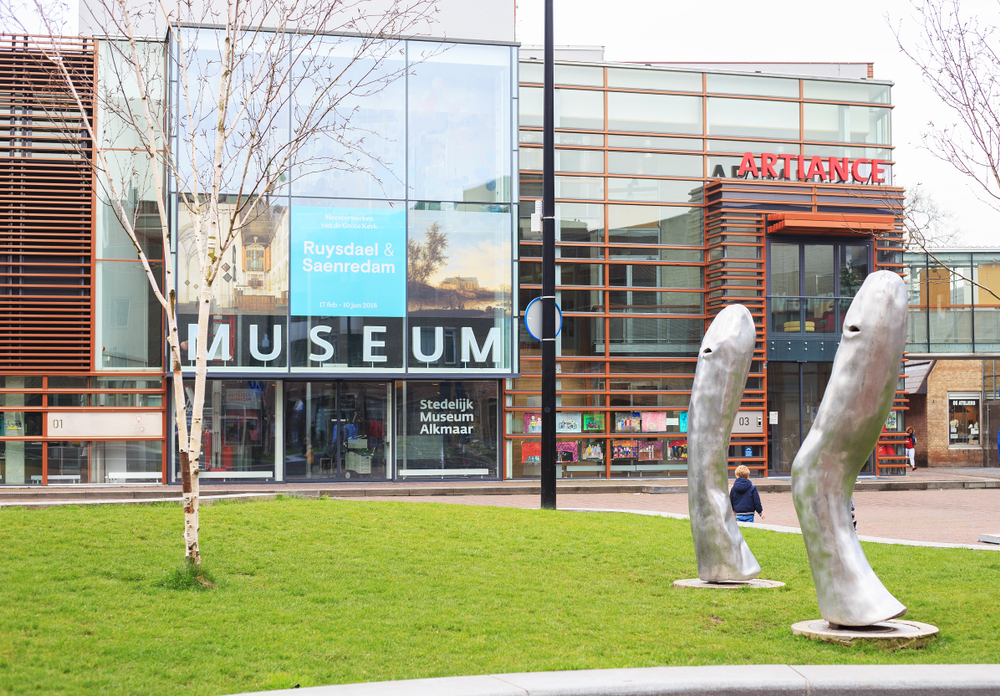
xmin=284 ymin=382 xmax=390 ymax=481
xmin=766 ymin=362 xmax=875 ymax=474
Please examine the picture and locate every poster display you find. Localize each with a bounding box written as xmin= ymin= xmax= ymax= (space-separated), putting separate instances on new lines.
xmin=637 ymin=441 xmax=663 ymax=461
xmin=615 ymin=412 xmax=642 ymax=433
xmin=556 ymin=441 xmax=579 ymax=462
xmin=523 ymin=412 xmax=542 ymax=434
xmin=641 ymin=412 xmax=667 ymax=432
xmin=521 ymin=441 xmax=541 ymax=464
xmin=582 ymin=413 xmax=605 ymax=432
xmin=290 ymin=206 xmax=406 ymax=318
xmin=612 ymin=439 xmax=639 ymax=459
xmin=557 ymin=412 xmax=582 ymax=433
xmin=582 ymin=442 xmax=604 ymax=461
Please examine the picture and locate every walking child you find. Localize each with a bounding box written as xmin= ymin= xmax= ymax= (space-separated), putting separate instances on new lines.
xmin=730 ymin=465 xmax=764 ymax=523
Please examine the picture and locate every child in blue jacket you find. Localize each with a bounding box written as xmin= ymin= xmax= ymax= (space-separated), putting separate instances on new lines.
xmin=730 ymin=465 xmax=764 ymax=523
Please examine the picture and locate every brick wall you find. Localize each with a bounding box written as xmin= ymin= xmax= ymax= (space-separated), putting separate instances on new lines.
xmin=906 ymin=394 xmax=928 ymax=467
xmin=923 ymin=360 xmax=984 ymax=467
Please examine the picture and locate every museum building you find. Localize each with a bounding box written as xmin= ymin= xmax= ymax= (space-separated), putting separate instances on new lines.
xmin=0 ymin=26 xmax=908 ymax=485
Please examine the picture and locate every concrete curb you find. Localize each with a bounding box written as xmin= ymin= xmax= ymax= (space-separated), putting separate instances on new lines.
xmin=231 ymin=664 xmax=1000 ymax=696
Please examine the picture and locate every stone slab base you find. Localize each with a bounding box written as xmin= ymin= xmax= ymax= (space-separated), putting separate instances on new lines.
xmin=791 ymin=619 xmax=938 ymax=649
xmin=673 ymin=578 xmax=785 ymax=589
xmin=978 ymin=532 xmax=1000 ymax=544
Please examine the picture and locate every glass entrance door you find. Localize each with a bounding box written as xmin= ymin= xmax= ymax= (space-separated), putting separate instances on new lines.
xmin=767 ymin=362 xmax=873 ymax=474
xmin=284 ymin=381 xmax=390 ymax=481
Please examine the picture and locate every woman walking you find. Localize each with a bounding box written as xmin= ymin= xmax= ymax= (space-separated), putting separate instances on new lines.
xmin=905 ymin=427 xmax=917 ymax=471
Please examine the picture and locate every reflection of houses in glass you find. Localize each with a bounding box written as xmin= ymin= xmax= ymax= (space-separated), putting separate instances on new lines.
xmin=441 ymin=276 xmax=479 ymax=291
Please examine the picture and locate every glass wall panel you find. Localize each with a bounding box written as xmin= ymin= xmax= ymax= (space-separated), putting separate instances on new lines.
xmin=707 ymin=98 xmax=799 ymax=139
xmin=519 ymin=86 xmax=542 ymax=127
xmin=520 ymin=61 xmax=542 ymax=83
xmin=801 ymin=144 xmax=892 ymax=160
xmin=609 ymin=317 xmax=702 ymax=356
xmin=556 ymin=176 xmax=605 ymax=200
xmin=0 ymin=442 xmax=43 ymax=485
xmin=607 ymin=92 xmax=702 ymax=134
xmin=803 ymin=80 xmax=890 ymax=104
xmin=177 ymin=380 xmax=277 ymax=481
xmin=803 ymin=104 xmax=891 ymax=145
xmin=557 ymin=317 xmax=605 ymax=356
xmin=407 ymin=204 xmax=512 ymax=371
xmin=285 ymin=381 xmax=389 ymax=480
xmin=608 ymin=135 xmax=702 ymax=151
xmin=290 ymin=37 xmax=405 ymax=199
xmin=707 ymin=74 xmax=798 ymax=98
xmin=948 ymin=394 xmax=981 ymax=446
xmin=608 ymin=178 xmax=703 ymax=203
xmin=557 ymin=203 xmax=604 ymax=243
xmin=770 ymin=243 xmax=799 ymax=295
xmin=607 ymin=68 xmax=702 ymax=92
xmin=49 ymin=441 xmax=162 ymax=484
xmin=708 ymin=139 xmax=798 ymax=154
xmin=97 ymin=261 xmax=163 ymax=369
xmin=290 ymin=316 xmax=405 ymax=369
xmin=555 ymin=89 xmax=604 ymax=129
xmin=554 ymin=64 xmax=603 ymax=87
xmin=555 ymin=149 xmax=605 ymax=173
xmin=840 ymin=244 xmax=869 ymax=296
xmin=608 ymin=152 xmax=702 ymax=177
xmin=408 ymin=43 xmax=511 ymax=203
xmin=96 ymin=150 xmax=165 ymax=261
xmin=397 ymin=380 xmax=498 ymax=478
xmin=804 ymin=245 xmax=835 ymax=296
xmin=608 ymin=206 xmax=703 ymax=246
xmin=610 ymin=264 xmax=702 ymax=289
xmin=0 ymin=411 xmax=42 ymax=437
xmin=177 ymin=197 xmax=289 ymax=369
xmin=520 ymin=147 xmax=542 ymax=171
xmin=608 ymin=290 xmax=703 ymax=314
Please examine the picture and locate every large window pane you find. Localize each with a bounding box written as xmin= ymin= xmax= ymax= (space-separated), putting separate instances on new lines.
xmin=707 ymin=74 xmax=798 ymax=98
xmin=803 ymin=80 xmax=890 ymax=104
xmin=804 ymin=245 xmax=835 ymax=296
xmin=49 ymin=441 xmax=162 ymax=484
xmin=708 ymin=98 xmax=799 ymax=139
xmin=397 ymin=380 xmax=498 ymax=478
xmin=840 ymin=244 xmax=869 ymax=296
xmin=803 ymin=104 xmax=891 ymax=145
xmin=607 ymin=68 xmax=701 ymax=92
xmin=0 ymin=442 xmax=43 ymax=485
xmin=97 ymin=261 xmax=163 ymax=369
xmin=609 ymin=317 xmax=703 ymax=356
xmin=610 ymin=264 xmax=702 ymax=289
xmin=608 ymin=178 xmax=703 ymax=203
xmin=608 ymin=92 xmax=702 ymax=134
xmin=176 ymin=380 xmax=276 ymax=481
xmin=408 ymin=43 xmax=511 ymax=203
xmin=407 ymin=204 xmax=511 ymax=371
xmin=556 ymin=176 xmax=604 ymax=200
xmin=291 ymin=36 xmax=406 ymax=199
xmin=608 ymin=206 xmax=703 ymax=246
xmin=555 ymin=89 xmax=604 ymax=129
xmin=770 ymin=243 xmax=799 ymax=296
xmin=608 ymin=152 xmax=702 ymax=177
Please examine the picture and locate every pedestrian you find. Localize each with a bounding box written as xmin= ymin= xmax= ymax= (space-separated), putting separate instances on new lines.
xmin=905 ymin=427 xmax=917 ymax=471
xmin=730 ymin=464 xmax=764 ymax=523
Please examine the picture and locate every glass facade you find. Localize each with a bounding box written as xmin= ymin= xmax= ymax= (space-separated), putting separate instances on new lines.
xmin=513 ymin=60 xmax=899 ymax=478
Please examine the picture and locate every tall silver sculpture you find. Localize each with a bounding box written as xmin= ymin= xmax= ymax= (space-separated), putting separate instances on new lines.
xmin=791 ymin=270 xmax=908 ymax=626
xmin=688 ymin=304 xmax=761 ymax=582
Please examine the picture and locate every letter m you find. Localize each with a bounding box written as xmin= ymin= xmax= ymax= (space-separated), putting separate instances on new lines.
xmin=187 ymin=323 xmax=232 ymax=361
xmin=461 ymin=327 xmax=501 ymax=365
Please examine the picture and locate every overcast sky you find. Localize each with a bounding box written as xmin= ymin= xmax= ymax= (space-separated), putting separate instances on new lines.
xmin=515 ymin=0 xmax=999 ymax=248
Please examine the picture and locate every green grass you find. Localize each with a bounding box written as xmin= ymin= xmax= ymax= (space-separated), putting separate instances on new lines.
xmin=0 ymin=498 xmax=998 ymax=695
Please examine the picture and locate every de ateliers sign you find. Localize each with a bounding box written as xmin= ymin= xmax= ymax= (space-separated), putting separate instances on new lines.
xmin=713 ymin=152 xmax=888 ymax=184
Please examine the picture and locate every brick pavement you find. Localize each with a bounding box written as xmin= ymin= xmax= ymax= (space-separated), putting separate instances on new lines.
xmin=350 ymin=487 xmax=1000 ymax=547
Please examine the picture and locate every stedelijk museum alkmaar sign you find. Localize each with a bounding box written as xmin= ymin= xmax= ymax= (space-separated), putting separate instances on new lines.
xmin=183 ymin=205 xmax=505 ymax=368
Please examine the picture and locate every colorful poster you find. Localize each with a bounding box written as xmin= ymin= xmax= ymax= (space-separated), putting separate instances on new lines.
xmin=669 ymin=439 xmax=688 ymax=460
xmin=642 ymin=412 xmax=667 ymax=432
xmin=679 ymin=411 xmax=688 ymax=433
xmin=582 ymin=413 xmax=605 ymax=432
xmin=615 ymin=412 xmax=642 ymax=433
xmin=556 ymin=441 xmax=579 ymax=462
xmin=885 ymin=411 xmax=897 ymax=430
xmin=290 ymin=206 xmax=406 ymax=317
xmin=582 ymin=442 xmax=604 ymax=461
xmin=523 ymin=412 xmax=542 ymax=434
xmin=612 ymin=439 xmax=639 ymax=459
xmin=637 ymin=441 xmax=663 ymax=461
xmin=521 ymin=441 xmax=541 ymax=463
xmin=557 ymin=412 xmax=582 ymax=433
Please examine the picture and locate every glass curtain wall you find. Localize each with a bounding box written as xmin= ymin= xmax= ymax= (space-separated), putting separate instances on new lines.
xmin=512 ymin=62 xmax=893 ymax=479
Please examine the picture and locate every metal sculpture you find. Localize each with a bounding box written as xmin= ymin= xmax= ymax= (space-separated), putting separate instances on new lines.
xmin=791 ymin=270 xmax=908 ymax=626
xmin=688 ymin=304 xmax=761 ymax=582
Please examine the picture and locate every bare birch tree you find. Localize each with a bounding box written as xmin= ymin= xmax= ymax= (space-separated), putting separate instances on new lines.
xmin=8 ymin=0 xmax=436 ymax=565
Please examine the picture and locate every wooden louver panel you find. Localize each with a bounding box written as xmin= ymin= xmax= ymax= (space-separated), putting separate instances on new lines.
xmin=0 ymin=35 xmax=94 ymax=371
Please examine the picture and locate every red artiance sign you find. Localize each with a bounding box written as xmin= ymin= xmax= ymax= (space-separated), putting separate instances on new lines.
xmin=715 ymin=152 xmax=887 ymax=184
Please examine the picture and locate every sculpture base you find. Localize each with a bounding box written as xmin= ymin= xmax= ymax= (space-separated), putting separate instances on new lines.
xmin=978 ymin=532 xmax=1000 ymax=545
xmin=791 ymin=619 xmax=938 ymax=649
xmin=673 ymin=578 xmax=785 ymax=589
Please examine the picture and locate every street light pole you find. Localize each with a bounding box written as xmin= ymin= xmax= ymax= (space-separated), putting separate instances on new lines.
xmin=540 ymin=0 xmax=556 ymax=510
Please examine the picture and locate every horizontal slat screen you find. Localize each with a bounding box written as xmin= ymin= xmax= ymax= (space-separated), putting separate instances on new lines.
xmin=0 ymin=34 xmax=94 ymax=371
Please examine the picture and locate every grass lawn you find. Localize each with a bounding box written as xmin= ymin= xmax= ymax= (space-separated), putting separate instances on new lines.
xmin=1 ymin=497 xmax=998 ymax=695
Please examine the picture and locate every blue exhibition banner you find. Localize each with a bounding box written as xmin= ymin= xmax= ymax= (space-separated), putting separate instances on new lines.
xmin=290 ymin=206 xmax=406 ymax=317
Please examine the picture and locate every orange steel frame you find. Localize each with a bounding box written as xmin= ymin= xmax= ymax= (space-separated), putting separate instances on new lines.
xmin=1 ymin=35 xmax=169 ymax=484
xmin=509 ymin=63 xmax=907 ymax=479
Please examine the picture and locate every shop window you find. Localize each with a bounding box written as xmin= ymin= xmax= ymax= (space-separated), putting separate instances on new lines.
xmin=948 ymin=393 xmax=981 ymax=447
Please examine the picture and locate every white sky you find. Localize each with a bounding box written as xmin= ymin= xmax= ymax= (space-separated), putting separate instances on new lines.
xmin=515 ymin=0 xmax=1000 ymax=248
